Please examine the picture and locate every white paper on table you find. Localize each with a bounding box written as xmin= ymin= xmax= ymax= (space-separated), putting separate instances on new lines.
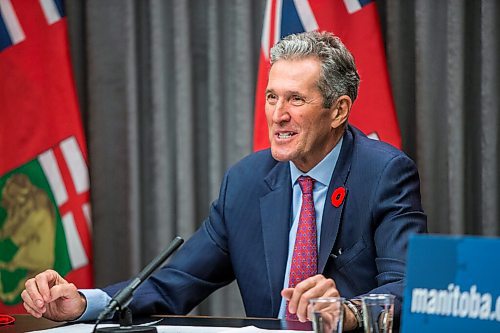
xmin=28 ymin=323 xmax=311 ymax=333
xmin=27 ymin=323 xmax=119 ymax=333
xmin=27 ymin=319 xmax=162 ymax=333
xmin=157 ymin=326 xmax=310 ymax=333
xmin=216 ymin=326 xmax=311 ymax=333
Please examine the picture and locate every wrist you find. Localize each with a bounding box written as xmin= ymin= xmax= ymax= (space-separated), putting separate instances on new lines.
xmin=344 ymin=300 xmax=363 ymax=330
xmin=70 ymin=291 xmax=87 ymax=321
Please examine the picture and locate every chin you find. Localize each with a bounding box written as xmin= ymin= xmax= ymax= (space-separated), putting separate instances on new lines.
xmin=270 ymin=148 xmax=294 ymax=162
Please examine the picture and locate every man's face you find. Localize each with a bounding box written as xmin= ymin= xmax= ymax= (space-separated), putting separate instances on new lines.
xmin=265 ymin=57 xmax=340 ymax=172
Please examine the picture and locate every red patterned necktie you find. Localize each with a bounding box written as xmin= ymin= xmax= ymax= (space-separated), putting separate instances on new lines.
xmin=286 ymin=176 xmax=318 ymax=320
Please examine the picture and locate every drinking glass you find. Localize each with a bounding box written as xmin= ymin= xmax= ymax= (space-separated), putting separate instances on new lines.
xmin=361 ymin=294 xmax=395 ymax=333
xmin=309 ymin=297 xmax=345 ymax=333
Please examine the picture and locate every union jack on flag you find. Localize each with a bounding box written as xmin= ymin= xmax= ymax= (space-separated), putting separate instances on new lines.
xmin=0 ymin=0 xmax=93 ymax=313
xmin=253 ymin=0 xmax=401 ymax=150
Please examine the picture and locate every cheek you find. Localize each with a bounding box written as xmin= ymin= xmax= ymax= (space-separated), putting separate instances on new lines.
xmin=302 ymin=115 xmax=330 ymax=140
xmin=264 ymin=105 xmax=274 ymax=123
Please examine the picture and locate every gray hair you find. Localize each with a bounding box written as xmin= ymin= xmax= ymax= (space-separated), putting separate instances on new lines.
xmin=270 ymin=31 xmax=360 ymax=108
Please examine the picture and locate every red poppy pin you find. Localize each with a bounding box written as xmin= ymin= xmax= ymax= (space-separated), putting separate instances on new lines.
xmin=331 ymin=187 xmax=346 ymax=207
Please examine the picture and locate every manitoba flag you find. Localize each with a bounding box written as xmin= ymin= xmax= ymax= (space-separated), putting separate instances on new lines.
xmin=0 ymin=0 xmax=93 ymax=313
xmin=253 ymin=0 xmax=401 ymax=150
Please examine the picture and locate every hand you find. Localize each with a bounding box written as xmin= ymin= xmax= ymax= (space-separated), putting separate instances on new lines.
xmin=21 ymin=269 xmax=86 ymax=321
xmin=281 ymin=274 xmax=339 ymax=322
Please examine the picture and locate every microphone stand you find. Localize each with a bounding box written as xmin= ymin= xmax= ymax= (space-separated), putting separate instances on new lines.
xmin=93 ymin=236 xmax=184 ymax=333
xmin=96 ymin=307 xmax=152 ymax=333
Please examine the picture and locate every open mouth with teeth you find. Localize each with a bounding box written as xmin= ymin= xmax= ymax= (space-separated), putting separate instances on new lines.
xmin=277 ymin=132 xmax=296 ymax=139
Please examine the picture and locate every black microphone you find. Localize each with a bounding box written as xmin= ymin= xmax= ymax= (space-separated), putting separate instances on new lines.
xmin=94 ymin=236 xmax=184 ymax=332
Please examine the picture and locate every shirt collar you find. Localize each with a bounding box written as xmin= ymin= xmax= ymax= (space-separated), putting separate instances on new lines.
xmin=289 ymin=136 xmax=344 ymax=187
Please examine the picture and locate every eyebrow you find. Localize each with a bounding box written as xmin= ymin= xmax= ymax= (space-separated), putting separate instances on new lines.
xmin=264 ymin=89 xmax=303 ymax=96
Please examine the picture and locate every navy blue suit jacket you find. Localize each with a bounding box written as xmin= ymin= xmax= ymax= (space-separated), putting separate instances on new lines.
xmin=104 ymin=125 xmax=427 ymax=320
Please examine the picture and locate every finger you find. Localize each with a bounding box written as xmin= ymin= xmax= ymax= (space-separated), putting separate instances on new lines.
xmin=47 ymin=283 xmax=78 ymax=303
xmin=296 ymin=277 xmax=338 ymax=320
xmin=21 ymin=289 xmax=45 ymax=314
xmin=23 ymin=298 xmax=43 ymax=318
xmin=24 ymin=278 xmax=45 ymax=310
xmin=312 ymin=279 xmax=340 ymax=299
xmin=306 ymin=303 xmax=314 ymax=321
xmin=36 ymin=270 xmax=65 ymax=303
xmin=288 ymin=275 xmax=326 ymax=316
xmin=298 ymin=275 xmax=337 ymax=299
xmin=322 ymin=312 xmax=336 ymax=332
xmin=295 ymin=276 xmax=338 ymax=322
xmin=281 ymin=288 xmax=294 ymax=300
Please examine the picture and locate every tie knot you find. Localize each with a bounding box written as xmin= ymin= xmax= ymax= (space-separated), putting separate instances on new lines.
xmin=298 ymin=176 xmax=315 ymax=195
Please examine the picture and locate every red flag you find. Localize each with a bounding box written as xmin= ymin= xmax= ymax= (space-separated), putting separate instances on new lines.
xmin=253 ymin=0 xmax=401 ymax=151
xmin=0 ymin=0 xmax=93 ymax=313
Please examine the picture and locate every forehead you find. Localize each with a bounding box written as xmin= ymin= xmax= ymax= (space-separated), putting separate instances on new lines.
xmin=267 ymin=57 xmax=322 ymax=93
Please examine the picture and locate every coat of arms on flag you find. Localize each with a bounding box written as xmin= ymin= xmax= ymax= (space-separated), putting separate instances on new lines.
xmin=253 ymin=0 xmax=401 ymax=151
xmin=0 ymin=0 xmax=93 ymax=312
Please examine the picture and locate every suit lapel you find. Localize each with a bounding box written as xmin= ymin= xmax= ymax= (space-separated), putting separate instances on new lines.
xmin=260 ymin=161 xmax=292 ymax=317
xmin=318 ymin=128 xmax=354 ymax=272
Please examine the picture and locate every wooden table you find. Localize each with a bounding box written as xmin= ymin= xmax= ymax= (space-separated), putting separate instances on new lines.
xmin=0 ymin=315 xmax=64 ymax=333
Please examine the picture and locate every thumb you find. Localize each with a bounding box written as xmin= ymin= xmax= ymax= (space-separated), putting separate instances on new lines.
xmin=48 ymin=283 xmax=78 ymax=302
xmin=281 ymin=288 xmax=294 ymax=300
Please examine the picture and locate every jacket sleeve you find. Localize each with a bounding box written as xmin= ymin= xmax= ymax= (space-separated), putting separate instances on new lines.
xmin=367 ymin=153 xmax=427 ymax=321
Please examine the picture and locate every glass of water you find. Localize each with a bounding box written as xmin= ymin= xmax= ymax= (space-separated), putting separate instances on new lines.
xmin=361 ymin=294 xmax=395 ymax=333
xmin=309 ymin=297 xmax=345 ymax=333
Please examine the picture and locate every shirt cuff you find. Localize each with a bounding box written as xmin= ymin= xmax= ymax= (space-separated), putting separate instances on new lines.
xmin=74 ymin=289 xmax=112 ymax=322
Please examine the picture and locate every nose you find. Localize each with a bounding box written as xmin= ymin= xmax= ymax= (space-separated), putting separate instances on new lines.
xmin=271 ymin=100 xmax=291 ymax=124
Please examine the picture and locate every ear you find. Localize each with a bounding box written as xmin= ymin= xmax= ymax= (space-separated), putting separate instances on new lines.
xmin=330 ymin=95 xmax=352 ymax=129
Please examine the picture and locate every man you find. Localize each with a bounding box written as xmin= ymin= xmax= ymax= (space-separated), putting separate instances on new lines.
xmin=21 ymin=31 xmax=426 ymax=331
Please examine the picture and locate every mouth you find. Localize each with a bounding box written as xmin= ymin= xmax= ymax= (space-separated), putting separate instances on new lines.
xmin=275 ymin=131 xmax=297 ymax=140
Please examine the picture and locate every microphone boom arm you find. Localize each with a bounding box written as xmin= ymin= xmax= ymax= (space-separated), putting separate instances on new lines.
xmin=96 ymin=236 xmax=184 ymax=322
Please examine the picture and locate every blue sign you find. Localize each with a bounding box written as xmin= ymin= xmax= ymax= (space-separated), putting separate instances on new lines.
xmin=402 ymin=235 xmax=500 ymax=332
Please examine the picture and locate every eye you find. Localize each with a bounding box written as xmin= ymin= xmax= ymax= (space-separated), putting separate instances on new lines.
xmin=290 ymin=95 xmax=306 ymax=106
xmin=266 ymin=92 xmax=278 ymax=105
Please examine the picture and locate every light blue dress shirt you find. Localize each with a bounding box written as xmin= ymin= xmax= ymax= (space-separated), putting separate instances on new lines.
xmin=79 ymin=138 xmax=343 ymax=321
xmin=277 ymin=137 xmax=343 ymax=318
xmin=78 ymin=289 xmax=111 ymax=321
